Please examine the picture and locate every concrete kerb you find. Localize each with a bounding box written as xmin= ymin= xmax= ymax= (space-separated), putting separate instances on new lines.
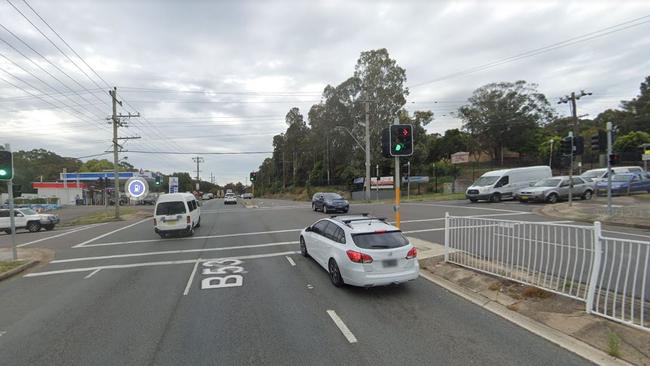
xmin=418 ymin=270 xmax=633 ymax=366
xmin=0 ymin=260 xmax=38 ymax=281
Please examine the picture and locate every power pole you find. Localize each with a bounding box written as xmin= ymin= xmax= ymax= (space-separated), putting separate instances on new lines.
xmin=109 ymin=87 xmax=140 ymax=219
xmin=558 ymin=90 xmax=591 ymax=207
xmin=606 ymin=122 xmax=613 ymax=215
xmin=282 ymin=150 xmax=286 ymax=190
xmin=3 ymin=143 xmax=17 ymax=260
xmin=192 ymin=156 xmax=204 ymax=181
xmin=364 ymin=101 xmax=371 ymax=201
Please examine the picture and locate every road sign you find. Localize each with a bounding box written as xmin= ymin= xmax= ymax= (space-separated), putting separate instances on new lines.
xmin=404 ymin=176 xmax=429 ymax=183
xmin=125 ymin=177 xmax=148 ymax=199
xmin=451 ymin=152 xmax=470 ymax=164
xmin=643 ymin=154 xmax=650 ymax=161
xmin=169 ymin=177 xmax=179 ymax=193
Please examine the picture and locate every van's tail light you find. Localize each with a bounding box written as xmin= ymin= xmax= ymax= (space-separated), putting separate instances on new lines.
xmin=153 ymin=218 xmax=157 ymax=226
xmin=346 ymin=250 xmax=373 ymax=264
xmin=186 ymin=216 xmax=191 ymax=224
xmin=406 ymin=247 xmax=417 ymax=259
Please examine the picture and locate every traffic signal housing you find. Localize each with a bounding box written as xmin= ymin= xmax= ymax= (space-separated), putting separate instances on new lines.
xmin=250 ymin=171 xmax=257 ymax=182
xmin=559 ymin=137 xmax=573 ymax=156
xmin=381 ymin=128 xmax=391 ymax=158
xmin=573 ymin=136 xmax=584 ymax=156
xmin=155 ymin=175 xmax=162 ymax=185
xmin=609 ymin=154 xmax=620 ymax=165
xmin=389 ymin=124 xmax=413 ymax=157
xmin=591 ymin=130 xmax=606 ymax=153
xmin=0 ymin=150 xmax=13 ymax=180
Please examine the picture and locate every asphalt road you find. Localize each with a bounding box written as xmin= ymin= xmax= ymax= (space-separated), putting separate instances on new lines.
xmin=2 ymin=197 xmax=648 ymax=365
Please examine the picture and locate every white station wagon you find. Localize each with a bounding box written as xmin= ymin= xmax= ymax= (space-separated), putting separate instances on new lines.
xmin=300 ymin=214 xmax=419 ymax=287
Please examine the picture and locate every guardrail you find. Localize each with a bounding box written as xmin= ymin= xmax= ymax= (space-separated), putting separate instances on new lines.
xmin=444 ymin=213 xmax=649 ymax=332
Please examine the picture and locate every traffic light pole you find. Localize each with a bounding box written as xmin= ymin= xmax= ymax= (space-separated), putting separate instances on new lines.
xmin=607 ymin=122 xmax=613 ymax=215
xmin=364 ymin=101 xmax=371 ymax=201
xmin=568 ymin=132 xmax=574 ymax=207
xmin=393 ymin=119 xmax=401 ymax=228
xmin=4 ymin=143 xmax=17 ymax=260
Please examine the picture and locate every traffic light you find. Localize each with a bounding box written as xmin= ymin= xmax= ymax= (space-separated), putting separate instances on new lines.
xmin=0 ymin=150 xmax=13 ymax=180
xmin=155 ymin=175 xmax=162 ymax=185
xmin=560 ymin=137 xmax=573 ymax=156
xmin=573 ymin=136 xmax=584 ymax=156
xmin=390 ymin=124 xmax=413 ymax=156
xmin=609 ymin=154 xmax=620 ymax=165
xmin=381 ymin=128 xmax=391 ymax=158
xmin=250 ymin=172 xmax=257 ymax=182
xmin=591 ymin=130 xmax=606 ymax=152
xmin=12 ymin=184 xmax=21 ymax=198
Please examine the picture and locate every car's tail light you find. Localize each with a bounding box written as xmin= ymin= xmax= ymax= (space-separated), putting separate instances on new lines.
xmin=406 ymin=247 xmax=417 ymax=259
xmin=186 ymin=216 xmax=191 ymax=224
xmin=346 ymin=250 xmax=373 ymax=263
xmin=153 ymin=218 xmax=157 ymax=226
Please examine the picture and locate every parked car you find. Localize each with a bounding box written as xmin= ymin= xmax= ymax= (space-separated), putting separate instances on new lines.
xmin=153 ymin=193 xmax=201 ymax=238
xmin=581 ymin=166 xmax=646 ymax=183
xmin=465 ymin=166 xmax=552 ymax=203
xmin=224 ymin=193 xmax=238 ymax=205
xmin=139 ymin=193 xmax=158 ymax=205
xmin=312 ymin=192 xmax=349 ymax=213
xmin=201 ymin=193 xmax=214 ymax=200
xmin=242 ymin=193 xmax=253 ymax=199
xmin=595 ymin=173 xmax=650 ymax=196
xmin=299 ymin=214 xmax=419 ymax=287
xmin=516 ymin=176 xmax=593 ymax=203
xmin=0 ymin=208 xmax=59 ymax=233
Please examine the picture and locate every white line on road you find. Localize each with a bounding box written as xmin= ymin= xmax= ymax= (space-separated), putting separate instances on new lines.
xmin=53 ymin=241 xmax=299 ymax=263
xmin=402 ymin=202 xmax=529 ymax=214
xmin=326 ymin=310 xmax=358 ymax=343
xmin=84 ymin=269 xmax=101 ymax=279
xmin=183 ymin=258 xmax=201 ymax=296
xmin=24 ymin=251 xmax=300 ymax=278
xmin=72 ymin=217 xmax=152 ymax=248
xmin=17 ymin=223 xmax=108 ymax=248
xmin=397 ymin=211 xmax=532 ymax=224
xmin=602 ymin=229 xmax=650 ymax=240
xmin=402 ymin=220 xmax=574 ymax=234
xmin=285 ymin=256 xmax=296 ymax=266
xmin=78 ymin=228 xmax=303 ymax=248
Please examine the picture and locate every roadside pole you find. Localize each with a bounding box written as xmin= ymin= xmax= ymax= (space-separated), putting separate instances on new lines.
xmin=606 ymin=122 xmax=613 ymax=215
xmin=4 ymin=144 xmax=17 ymax=260
xmin=375 ymin=164 xmax=379 ymax=201
xmin=364 ymin=101 xmax=371 ymax=201
xmin=110 ymin=87 xmax=120 ymax=219
xmin=407 ymin=161 xmax=411 ymax=201
xmin=568 ymin=131 xmax=574 ymax=207
xmin=393 ymin=118 xmax=401 ymax=228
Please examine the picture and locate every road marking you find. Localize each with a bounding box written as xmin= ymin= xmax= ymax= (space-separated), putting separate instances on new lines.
xmin=602 ymin=229 xmax=650 ymax=240
xmin=0 ymin=331 xmax=5 ymax=337
xmin=72 ymin=217 xmax=152 ymax=248
xmin=397 ymin=211 xmax=532 ymax=224
xmin=16 ymin=223 xmax=108 ymax=248
xmin=402 ymin=220 xmax=574 ymax=234
xmin=24 ymin=251 xmax=300 ymax=278
xmin=326 ymin=310 xmax=358 ymax=343
xmin=183 ymin=258 xmax=201 ymax=295
xmin=402 ymin=202 xmax=529 ymax=214
xmin=84 ymin=269 xmax=101 ymax=279
xmin=285 ymin=256 xmax=296 ymax=266
xmin=52 ymin=241 xmax=298 ymax=263
xmin=78 ymin=228 xmax=303 ymax=248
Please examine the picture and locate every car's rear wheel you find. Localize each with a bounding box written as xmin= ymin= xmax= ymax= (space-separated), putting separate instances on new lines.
xmin=195 ymin=217 xmax=201 ymax=228
xmin=312 ymin=203 xmax=317 ymax=212
xmin=27 ymin=221 xmax=41 ymax=232
xmin=44 ymin=224 xmax=55 ymax=231
xmin=328 ymin=259 xmax=344 ymax=287
xmin=159 ymin=232 xmax=167 ymax=239
xmin=300 ymin=236 xmax=309 ymax=258
xmin=547 ymin=193 xmax=559 ymax=204
xmin=186 ymin=227 xmax=194 ymax=237
xmin=323 ymin=206 xmax=329 ymax=214
xmin=582 ymin=190 xmax=593 ymax=200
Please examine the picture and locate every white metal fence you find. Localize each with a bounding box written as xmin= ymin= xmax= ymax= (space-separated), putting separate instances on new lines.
xmin=444 ymin=213 xmax=650 ymax=332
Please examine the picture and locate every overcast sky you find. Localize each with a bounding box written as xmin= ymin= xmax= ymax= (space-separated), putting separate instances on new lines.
xmin=2 ymin=0 xmax=649 ymax=184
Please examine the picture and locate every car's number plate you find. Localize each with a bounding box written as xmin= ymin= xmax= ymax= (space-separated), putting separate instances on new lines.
xmin=165 ymin=219 xmax=177 ymax=224
xmin=382 ymin=259 xmax=398 ymax=268
xmin=520 ymin=195 xmax=528 ymax=200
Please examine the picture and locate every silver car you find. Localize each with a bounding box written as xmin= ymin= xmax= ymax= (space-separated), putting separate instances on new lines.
xmin=517 ymin=176 xmax=593 ymax=203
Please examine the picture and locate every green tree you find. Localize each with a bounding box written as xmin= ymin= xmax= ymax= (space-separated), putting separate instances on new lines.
xmin=613 ymin=131 xmax=650 ymax=152
xmin=458 ymin=80 xmax=555 ymax=164
xmin=80 ymin=159 xmax=116 ymax=172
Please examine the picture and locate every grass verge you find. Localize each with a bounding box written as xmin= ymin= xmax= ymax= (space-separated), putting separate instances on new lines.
xmin=0 ymin=260 xmax=27 ymax=273
xmin=62 ymin=207 xmax=137 ymax=226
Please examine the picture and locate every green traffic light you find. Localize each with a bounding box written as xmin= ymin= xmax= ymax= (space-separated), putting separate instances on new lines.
xmin=0 ymin=169 xmax=6 ymax=176
xmin=394 ymin=144 xmax=403 ymax=152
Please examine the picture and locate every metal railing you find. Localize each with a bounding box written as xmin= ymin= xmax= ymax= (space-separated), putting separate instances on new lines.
xmin=444 ymin=213 xmax=649 ymax=332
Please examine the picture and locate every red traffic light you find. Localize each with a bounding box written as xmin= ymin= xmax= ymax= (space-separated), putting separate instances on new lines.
xmin=401 ymin=128 xmax=409 ymax=137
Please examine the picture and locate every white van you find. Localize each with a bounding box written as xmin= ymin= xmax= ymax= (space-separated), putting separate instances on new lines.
xmin=466 ymin=166 xmax=552 ymax=202
xmin=153 ymin=193 xmax=201 ymax=238
xmin=581 ymin=166 xmax=646 ymax=183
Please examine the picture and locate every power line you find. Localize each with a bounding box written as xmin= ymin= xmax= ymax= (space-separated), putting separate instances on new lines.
xmin=410 ymin=15 xmax=650 ymax=89
xmin=116 ymin=150 xmax=273 ymax=155
xmin=117 ymin=86 xmax=322 ymax=96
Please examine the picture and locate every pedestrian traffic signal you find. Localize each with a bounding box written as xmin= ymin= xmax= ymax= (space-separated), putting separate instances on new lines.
xmin=609 ymin=154 xmax=620 ymax=165
xmin=0 ymin=150 xmax=13 ymax=180
xmin=390 ymin=124 xmax=413 ymax=157
xmin=560 ymin=137 xmax=573 ymax=156
xmin=250 ymin=172 xmax=257 ymax=182
xmin=591 ymin=130 xmax=606 ymax=152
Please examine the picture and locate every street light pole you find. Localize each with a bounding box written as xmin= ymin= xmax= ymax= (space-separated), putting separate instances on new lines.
xmin=549 ymin=139 xmax=554 ymax=168
xmin=364 ymin=101 xmax=371 ymax=201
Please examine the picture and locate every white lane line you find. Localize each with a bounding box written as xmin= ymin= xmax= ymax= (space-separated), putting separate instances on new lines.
xmin=183 ymin=258 xmax=201 ymax=296
xmin=17 ymin=223 xmax=108 ymax=248
xmin=53 ymin=241 xmax=299 ymax=263
xmin=79 ymin=228 xmax=303 ymax=248
xmin=602 ymin=229 xmax=650 ymax=240
xmin=285 ymin=256 xmax=296 ymax=266
xmin=402 ymin=220 xmax=574 ymax=234
xmin=24 ymin=251 xmax=300 ymax=278
xmin=402 ymin=202 xmax=529 ymax=214
xmin=72 ymin=217 xmax=152 ymax=248
xmin=326 ymin=310 xmax=358 ymax=343
xmin=397 ymin=211 xmax=532 ymax=224
xmin=83 ymin=269 xmax=101 ymax=279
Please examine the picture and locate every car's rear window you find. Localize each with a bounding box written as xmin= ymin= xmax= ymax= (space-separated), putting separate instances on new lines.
xmin=352 ymin=231 xmax=409 ymax=249
xmin=156 ymin=201 xmax=186 ymax=215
